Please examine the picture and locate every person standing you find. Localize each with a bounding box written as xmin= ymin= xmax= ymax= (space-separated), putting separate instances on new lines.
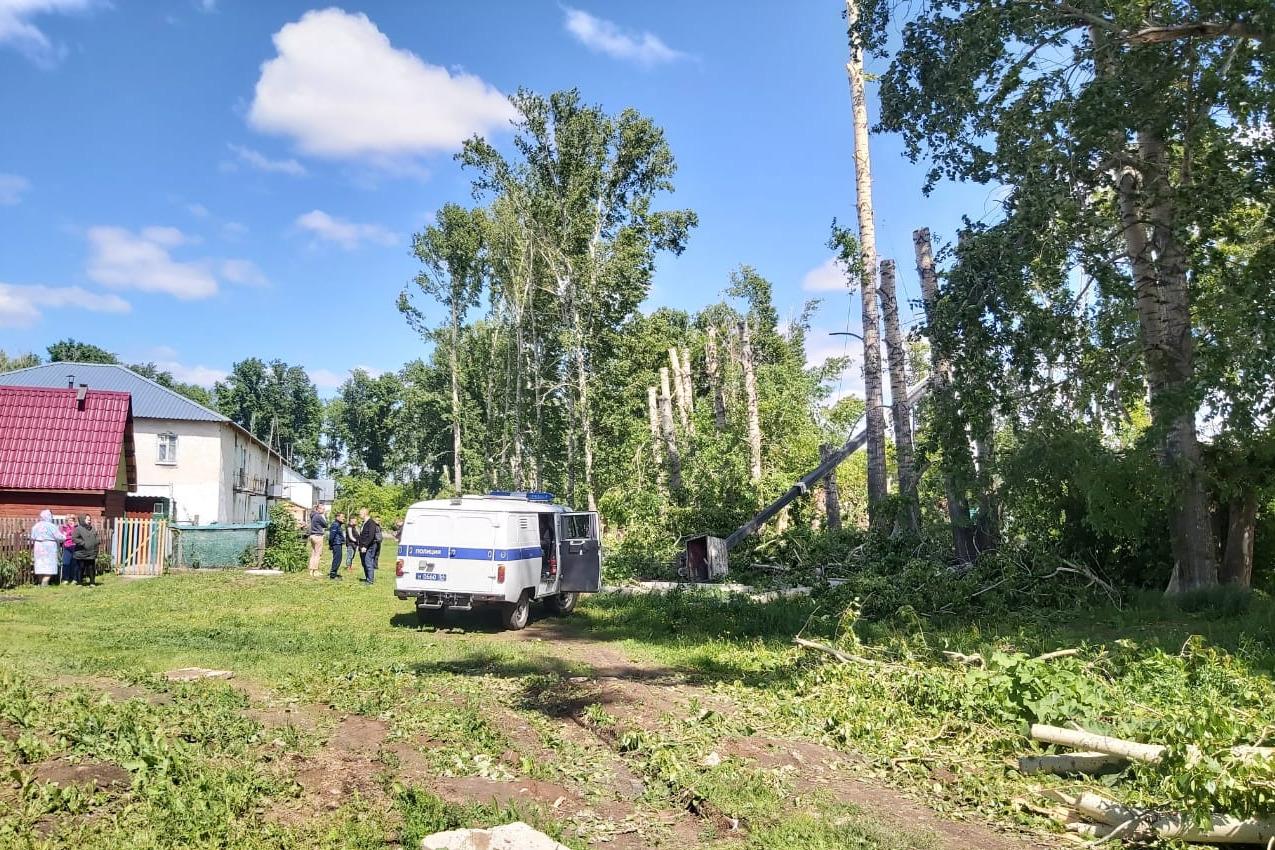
xmin=306 ymin=505 xmax=328 ymax=577
xmin=328 ymin=512 xmax=345 ymax=580
xmin=72 ymin=515 xmax=100 ymax=587
xmin=30 ymin=510 xmax=61 ymax=587
xmin=345 ymin=514 xmax=359 ymax=571
xmin=356 ymin=508 xmax=380 ymax=584
xmin=59 ymin=516 xmax=77 ymax=585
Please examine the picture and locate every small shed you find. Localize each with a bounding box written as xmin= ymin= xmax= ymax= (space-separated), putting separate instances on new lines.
xmin=0 ymin=384 xmax=137 ymax=522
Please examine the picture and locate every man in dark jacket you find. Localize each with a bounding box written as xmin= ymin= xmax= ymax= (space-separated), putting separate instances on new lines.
xmin=72 ymin=514 xmax=100 ymax=587
xmin=356 ymin=508 xmax=380 ymax=584
xmin=327 ymin=513 xmax=345 ymax=580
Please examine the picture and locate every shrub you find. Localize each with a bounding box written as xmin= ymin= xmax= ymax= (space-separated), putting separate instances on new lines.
xmin=0 ymin=557 xmax=17 ymax=589
xmin=261 ymin=503 xmax=307 ymax=572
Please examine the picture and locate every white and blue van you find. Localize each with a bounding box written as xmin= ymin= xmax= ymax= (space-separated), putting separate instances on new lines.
xmin=392 ymin=491 xmax=602 ymax=630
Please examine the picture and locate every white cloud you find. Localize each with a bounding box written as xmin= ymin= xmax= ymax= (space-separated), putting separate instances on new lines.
xmin=157 ymin=360 xmax=226 ymax=387
xmin=802 ymin=257 xmax=851 ymax=293
xmin=0 ymin=173 xmax=30 ymax=205
xmin=220 ymin=258 xmax=268 ymax=287
xmin=563 ymin=7 xmax=684 ymax=67
xmin=247 ymin=8 xmax=515 ymax=165
xmin=295 ymin=209 xmax=396 ymax=249
xmin=185 ymin=202 xmax=210 ymax=218
xmin=308 ymin=368 xmax=346 ymax=390
xmin=0 ymin=0 xmax=92 ymax=66
xmin=197 ymin=0 xmax=216 ymax=12
xmin=0 ymin=282 xmax=130 ymax=327
xmin=86 ymin=225 xmax=219 ymax=299
xmin=226 ymin=143 xmax=307 ymax=176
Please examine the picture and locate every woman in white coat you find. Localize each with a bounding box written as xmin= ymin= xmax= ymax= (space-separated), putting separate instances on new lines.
xmin=31 ymin=510 xmax=61 ymax=586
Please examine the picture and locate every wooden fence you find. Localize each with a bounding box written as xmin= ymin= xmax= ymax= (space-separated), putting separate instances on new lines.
xmin=0 ymin=516 xmax=169 ymax=583
xmin=110 ymin=518 xmax=169 ymax=576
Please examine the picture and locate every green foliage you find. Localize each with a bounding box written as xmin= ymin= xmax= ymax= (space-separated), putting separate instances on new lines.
xmin=0 ymin=555 xmax=20 ymax=589
xmin=0 ymin=350 xmax=40 ymax=372
xmin=214 ymin=358 xmax=323 ymax=477
xmin=261 ymin=503 xmax=307 ymax=572
xmin=333 ymin=475 xmax=414 ymax=525
xmin=46 ymin=338 xmax=118 ymax=363
xmin=325 ymin=370 xmax=405 ymax=481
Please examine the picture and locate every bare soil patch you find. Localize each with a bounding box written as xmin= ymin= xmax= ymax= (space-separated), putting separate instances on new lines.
xmin=31 ymin=758 xmax=131 ymax=792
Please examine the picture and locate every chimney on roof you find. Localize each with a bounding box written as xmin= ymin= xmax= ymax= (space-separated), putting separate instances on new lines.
xmin=76 ymin=382 xmax=87 ymax=410
xmin=67 ymin=374 xmax=75 ymax=389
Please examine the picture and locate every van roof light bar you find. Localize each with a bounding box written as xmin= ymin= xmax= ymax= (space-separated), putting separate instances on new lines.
xmin=485 ymin=490 xmax=555 ymax=503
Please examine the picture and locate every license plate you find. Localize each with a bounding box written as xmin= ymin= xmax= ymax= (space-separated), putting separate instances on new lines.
xmin=415 ymin=572 xmax=446 ymax=582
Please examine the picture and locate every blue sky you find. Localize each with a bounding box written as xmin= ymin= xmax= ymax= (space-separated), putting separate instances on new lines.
xmin=0 ymin=0 xmax=998 ymax=396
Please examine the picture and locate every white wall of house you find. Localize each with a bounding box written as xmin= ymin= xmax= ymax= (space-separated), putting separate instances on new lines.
xmin=131 ymin=418 xmax=286 ymax=524
xmin=220 ymin=426 xmax=285 ymax=524
xmin=132 ymin=419 xmax=224 ymax=524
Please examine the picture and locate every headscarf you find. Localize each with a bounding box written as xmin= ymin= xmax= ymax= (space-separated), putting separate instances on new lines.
xmin=78 ymin=514 xmax=91 ymax=526
xmin=32 ymin=510 xmax=60 ymax=542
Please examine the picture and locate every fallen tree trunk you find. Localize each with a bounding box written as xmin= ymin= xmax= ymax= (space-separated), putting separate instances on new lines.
xmin=1018 ymin=751 xmax=1125 ymax=776
xmin=1031 ymin=724 xmax=1275 ymax=764
xmin=793 ymin=637 xmax=879 ymax=666
xmin=1074 ymin=792 xmax=1275 ymax=845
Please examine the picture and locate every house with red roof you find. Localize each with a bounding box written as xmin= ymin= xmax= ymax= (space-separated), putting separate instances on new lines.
xmin=0 ymin=384 xmax=137 ymax=521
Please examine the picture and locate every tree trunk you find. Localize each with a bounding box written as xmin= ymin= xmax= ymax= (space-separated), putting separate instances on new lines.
xmin=845 ymin=0 xmax=888 ymax=517
xmin=879 ymin=258 xmax=919 ymax=535
xmin=705 ymin=326 xmax=727 ymax=431
xmin=739 ymin=320 xmax=763 ymax=485
xmin=574 ymin=341 xmax=597 ymax=512
xmin=1090 ymin=26 xmax=1217 ymax=594
xmin=658 ymin=367 xmax=683 ymax=492
xmin=680 ymin=344 xmax=695 ymax=418
xmin=821 ymin=443 xmax=842 ymax=531
xmin=647 ymin=385 xmax=664 ymax=481
xmin=973 ymin=435 xmax=999 ymax=552
xmin=1114 ymin=129 xmax=1217 ymax=593
xmin=449 ymin=299 xmax=463 ymax=493
xmin=668 ymin=347 xmax=691 ymax=433
xmin=1221 ymin=488 xmax=1257 ymax=588
xmin=914 ymin=227 xmax=977 ymax=564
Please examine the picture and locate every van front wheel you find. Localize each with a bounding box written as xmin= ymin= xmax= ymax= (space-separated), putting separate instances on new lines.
xmin=501 ymin=593 xmax=531 ymax=630
xmin=548 ymin=591 xmax=578 ymax=616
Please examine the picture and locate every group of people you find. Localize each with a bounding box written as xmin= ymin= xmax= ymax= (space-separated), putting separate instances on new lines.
xmin=305 ymin=505 xmax=389 ymax=584
xmin=29 ymin=510 xmax=101 ymax=587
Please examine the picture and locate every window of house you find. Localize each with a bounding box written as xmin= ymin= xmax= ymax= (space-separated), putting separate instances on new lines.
xmin=156 ymin=432 xmax=178 ymax=465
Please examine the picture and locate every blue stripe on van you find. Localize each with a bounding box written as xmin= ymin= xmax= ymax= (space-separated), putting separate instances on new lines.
xmin=397 ymin=544 xmax=543 ymax=561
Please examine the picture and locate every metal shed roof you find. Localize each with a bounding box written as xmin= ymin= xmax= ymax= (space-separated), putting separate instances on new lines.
xmin=0 ymin=362 xmax=227 ymax=423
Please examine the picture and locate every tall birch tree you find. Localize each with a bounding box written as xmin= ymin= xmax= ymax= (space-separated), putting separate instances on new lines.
xmin=843 ymin=0 xmax=889 ymax=519
xmin=401 ymin=204 xmax=488 ymax=493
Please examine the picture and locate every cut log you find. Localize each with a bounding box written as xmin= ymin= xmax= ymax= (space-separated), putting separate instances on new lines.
xmin=1031 ymin=724 xmax=1275 ymax=765
xmin=1032 ymin=648 xmax=1081 ymax=662
xmin=942 ymin=650 xmax=984 ymax=666
xmin=1066 ymin=821 xmax=1114 ymax=839
xmin=1018 ymin=751 xmax=1126 ymax=776
xmin=1074 ymin=792 xmax=1275 ymax=845
xmin=793 ymin=637 xmax=878 ymax=666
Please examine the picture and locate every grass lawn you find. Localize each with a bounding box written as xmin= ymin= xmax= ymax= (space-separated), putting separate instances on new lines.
xmin=1 ymin=565 xmax=1272 ymax=850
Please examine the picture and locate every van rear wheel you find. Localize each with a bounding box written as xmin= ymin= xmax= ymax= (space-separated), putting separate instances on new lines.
xmin=548 ymin=591 xmax=578 ymax=616
xmin=501 ymin=593 xmax=531 ymax=630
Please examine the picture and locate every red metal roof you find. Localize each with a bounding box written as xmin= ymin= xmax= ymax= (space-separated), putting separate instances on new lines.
xmin=0 ymin=385 xmax=136 ymax=492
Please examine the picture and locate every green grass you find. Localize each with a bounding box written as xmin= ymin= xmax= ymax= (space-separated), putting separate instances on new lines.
xmin=1 ymin=570 xmax=1271 ymax=849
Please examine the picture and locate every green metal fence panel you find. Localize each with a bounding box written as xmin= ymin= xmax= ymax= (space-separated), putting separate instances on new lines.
xmin=172 ymin=523 xmax=267 ymax=569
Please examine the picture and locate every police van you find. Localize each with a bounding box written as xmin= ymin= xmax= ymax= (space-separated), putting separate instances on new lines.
xmin=393 ymin=491 xmax=602 ymax=630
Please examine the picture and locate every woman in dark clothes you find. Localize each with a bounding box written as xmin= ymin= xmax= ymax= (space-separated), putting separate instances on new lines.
xmin=71 ymin=515 xmax=101 ymax=587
